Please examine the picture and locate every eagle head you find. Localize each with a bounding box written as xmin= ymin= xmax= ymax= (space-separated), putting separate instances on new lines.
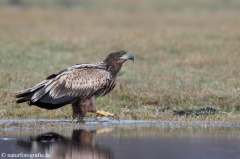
xmin=106 ymin=50 xmax=134 ymax=64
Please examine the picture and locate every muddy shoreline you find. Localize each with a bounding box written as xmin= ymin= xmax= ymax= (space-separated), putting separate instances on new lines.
xmin=0 ymin=119 xmax=240 ymax=131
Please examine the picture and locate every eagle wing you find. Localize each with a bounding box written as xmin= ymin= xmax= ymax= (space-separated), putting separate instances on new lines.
xmin=15 ymin=63 xmax=115 ymax=109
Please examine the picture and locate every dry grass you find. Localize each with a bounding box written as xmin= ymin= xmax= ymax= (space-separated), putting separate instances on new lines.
xmin=0 ymin=0 xmax=240 ymax=121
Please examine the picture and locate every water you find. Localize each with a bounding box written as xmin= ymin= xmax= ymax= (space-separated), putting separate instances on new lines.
xmin=0 ymin=126 xmax=240 ymax=159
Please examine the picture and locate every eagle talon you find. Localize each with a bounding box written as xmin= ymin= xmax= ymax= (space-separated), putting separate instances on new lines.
xmin=96 ymin=110 xmax=114 ymax=117
xmin=72 ymin=113 xmax=85 ymax=123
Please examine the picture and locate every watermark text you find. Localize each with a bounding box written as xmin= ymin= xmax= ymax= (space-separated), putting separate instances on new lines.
xmin=1 ymin=152 xmax=50 ymax=158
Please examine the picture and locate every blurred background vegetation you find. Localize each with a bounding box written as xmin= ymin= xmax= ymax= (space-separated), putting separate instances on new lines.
xmin=0 ymin=0 xmax=240 ymax=120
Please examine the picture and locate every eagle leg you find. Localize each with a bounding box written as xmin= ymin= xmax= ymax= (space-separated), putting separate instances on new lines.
xmin=72 ymin=111 xmax=85 ymax=123
xmin=72 ymin=112 xmax=77 ymax=121
xmin=76 ymin=113 xmax=85 ymax=123
xmin=72 ymin=98 xmax=114 ymax=122
xmin=72 ymin=101 xmax=86 ymax=123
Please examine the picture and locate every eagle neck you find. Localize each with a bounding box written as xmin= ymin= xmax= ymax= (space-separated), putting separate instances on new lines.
xmin=104 ymin=60 xmax=122 ymax=77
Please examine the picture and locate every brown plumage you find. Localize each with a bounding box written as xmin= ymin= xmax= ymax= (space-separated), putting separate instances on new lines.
xmin=14 ymin=50 xmax=134 ymax=122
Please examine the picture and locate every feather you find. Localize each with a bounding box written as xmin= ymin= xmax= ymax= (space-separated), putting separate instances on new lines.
xmin=15 ymin=62 xmax=112 ymax=108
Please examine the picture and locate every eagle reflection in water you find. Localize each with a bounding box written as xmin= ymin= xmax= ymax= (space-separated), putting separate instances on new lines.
xmin=17 ymin=129 xmax=114 ymax=159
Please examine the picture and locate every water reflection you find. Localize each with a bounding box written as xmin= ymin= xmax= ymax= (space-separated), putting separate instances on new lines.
xmin=17 ymin=129 xmax=114 ymax=159
xmin=0 ymin=127 xmax=240 ymax=159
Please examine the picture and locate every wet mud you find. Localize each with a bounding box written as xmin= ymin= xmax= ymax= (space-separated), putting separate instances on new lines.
xmin=0 ymin=119 xmax=240 ymax=131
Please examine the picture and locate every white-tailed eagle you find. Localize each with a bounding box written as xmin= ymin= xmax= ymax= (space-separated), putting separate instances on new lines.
xmin=15 ymin=50 xmax=134 ymax=122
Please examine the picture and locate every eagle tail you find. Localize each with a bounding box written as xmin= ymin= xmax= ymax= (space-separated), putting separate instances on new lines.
xmin=15 ymin=83 xmax=75 ymax=110
xmin=14 ymin=80 xmax=48 ymax=104
xmin=15 ymin=88 xmax=31 ymax=98
xmin=15 ymin=89 xmax=72 ymax=109
xmin=15 ymin=89 xmax=40 ymax=104
xmin=16 ymin=97 xmax=31 ymax=104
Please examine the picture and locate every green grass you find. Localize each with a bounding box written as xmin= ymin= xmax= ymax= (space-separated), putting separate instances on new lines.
xmin=0 ymin=0 xmax=240 ymax=121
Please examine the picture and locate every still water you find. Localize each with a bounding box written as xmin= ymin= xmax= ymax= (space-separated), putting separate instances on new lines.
xmin=0 ymin=126 xmax=240 ymax=159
